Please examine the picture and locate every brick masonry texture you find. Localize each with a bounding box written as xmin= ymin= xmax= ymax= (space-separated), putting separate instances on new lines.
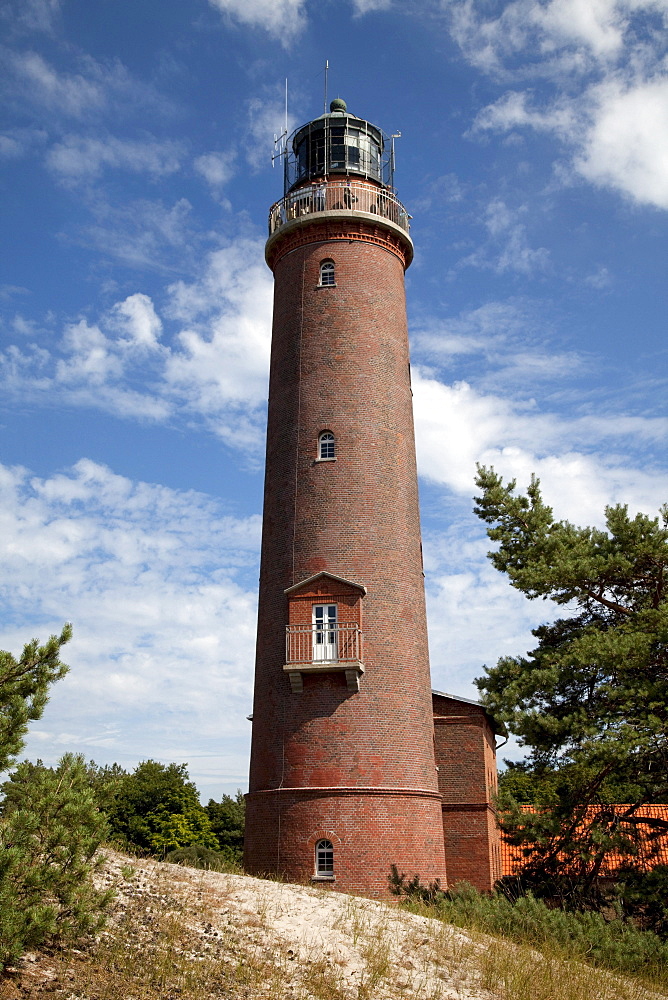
xmin=433 ymin=693 xmax=503 ymax=891
xmin=245 ymin=208 xmax=447 ymax=898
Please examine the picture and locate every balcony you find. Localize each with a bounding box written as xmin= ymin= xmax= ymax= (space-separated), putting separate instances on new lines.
xmin=268 ymin=180 xmax=411 ymax=237
xmin=284 ymin=624 xmax=365 ymax=694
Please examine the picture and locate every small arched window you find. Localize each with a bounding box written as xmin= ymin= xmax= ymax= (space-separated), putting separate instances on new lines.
xmin=318 ymin=431 xmax=335 ymax=460
xmin=315 ymin=839 xmax=334 ymax=876
xmin=319 ymin=260 xmax=335 ymax=286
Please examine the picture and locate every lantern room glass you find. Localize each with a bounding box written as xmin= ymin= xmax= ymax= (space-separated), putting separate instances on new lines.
xmin=288 ymin=117 xmax=387 ymax=191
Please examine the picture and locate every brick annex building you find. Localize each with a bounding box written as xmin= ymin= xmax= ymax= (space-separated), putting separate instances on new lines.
xmin=244 ymin=100 xmax=503 ymax=899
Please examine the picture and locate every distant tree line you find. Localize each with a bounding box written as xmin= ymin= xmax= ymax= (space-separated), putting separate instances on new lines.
xmin=86 ymin=757 xmax=245 ymax=866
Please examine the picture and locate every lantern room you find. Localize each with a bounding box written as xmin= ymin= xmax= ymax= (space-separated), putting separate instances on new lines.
xmin=284 ymin=98 xmax=394 ymax=193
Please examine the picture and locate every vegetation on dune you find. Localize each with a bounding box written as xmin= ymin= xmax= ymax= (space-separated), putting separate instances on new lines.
xmin=390 ymin=868 xmax=668 ymax=994
xmin=0 ymin=627 xmax=110 ymax=969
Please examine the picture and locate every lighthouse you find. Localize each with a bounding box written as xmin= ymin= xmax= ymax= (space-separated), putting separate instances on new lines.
xmin=244 ymin=98 xmax=447 ymax=897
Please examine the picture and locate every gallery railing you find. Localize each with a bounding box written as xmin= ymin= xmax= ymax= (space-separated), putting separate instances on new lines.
xmin=269 ymin=181 xmax=410 ymax=236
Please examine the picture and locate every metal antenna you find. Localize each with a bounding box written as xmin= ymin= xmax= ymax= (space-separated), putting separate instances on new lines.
xmin=271 ymin=78 xmax=289 ymax=169
xmin=324 ymin=60 xmax=329 ymax=114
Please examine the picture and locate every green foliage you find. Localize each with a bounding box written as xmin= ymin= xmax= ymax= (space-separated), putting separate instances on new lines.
xmin=147 ymin=805 xmax=219 ymax=854
xmin=392 ymin=873 xmax=668 ymax=986
xmin=106 ymin=760 xmax=218 ymax=855
xmin=497 ymin=761 xmax=544 ymax=804
xmin=388 ymin=864 xmax=443 ymax=903
xmin=0 ymin=754 xmax=112 ymax=969
xmin=205 ymin=790 xmax=245 ymax=861
xmin=614 ymin=865 xmax=668 ymax=937
xmin=84 ymin=760 xmax=127 ymax=813
xmin=473 ymin=467 xmax=668 ymax=903
xmin=165 ymin=844 xmax=241 ymax=872
xmin=0 ymin=624 xmax=71 ymax=774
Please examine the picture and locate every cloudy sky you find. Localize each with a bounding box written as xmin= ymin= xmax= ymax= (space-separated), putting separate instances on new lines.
xmin=2 ymin=0 xmax=666 ymax=799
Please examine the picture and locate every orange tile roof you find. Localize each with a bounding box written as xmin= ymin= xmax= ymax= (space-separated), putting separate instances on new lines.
xmin=501 ymin=804 xmax=668 ymax=878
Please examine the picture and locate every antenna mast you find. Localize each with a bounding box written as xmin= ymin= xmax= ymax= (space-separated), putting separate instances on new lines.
xmin=271 ymin=78 xmax=289 ymax=173
xmin=323 ymin=60 xmax=329 ymax=114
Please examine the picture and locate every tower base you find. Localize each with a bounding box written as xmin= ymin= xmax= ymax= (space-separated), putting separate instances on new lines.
xmin=244 ymin=786 xmax=447 ymax=899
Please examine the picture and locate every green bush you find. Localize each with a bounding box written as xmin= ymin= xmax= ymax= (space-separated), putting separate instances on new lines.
xmin=0 ymin=754 xmax=112 ymax=969
xmin=105 ymin=760 xmax=217 ymax=854
xmin=205 ymin=791 xmax=245 ymax=863
xmin=390 ymin=867 xmax=668 ymax=985
xmin=614 ymin=865 xmax=668 ymax=937
xmin=165 ymin=844 xmax=241 ymax=872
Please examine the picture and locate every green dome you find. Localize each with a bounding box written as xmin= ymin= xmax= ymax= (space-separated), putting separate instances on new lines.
xmin=329 ymin=97 xmax=347 ymax=113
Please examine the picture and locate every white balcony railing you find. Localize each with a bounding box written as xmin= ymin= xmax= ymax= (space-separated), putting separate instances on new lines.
xmin=285 ymin=624 xmax=363 ymax=665
xmin=268 ymin=180 xmax=411 ymax=236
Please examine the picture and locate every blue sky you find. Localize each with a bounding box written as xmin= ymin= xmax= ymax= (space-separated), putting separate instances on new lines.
xmin=1 ymin=0 xmax=666 ymax=800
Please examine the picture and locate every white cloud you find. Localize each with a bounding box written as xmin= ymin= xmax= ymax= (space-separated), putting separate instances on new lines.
xmin=208 ymin=0 xmax=307 ymax=42
xmin=194 ymin=150 xmax=236 ymax=189
xmin=412 ymin=370 xmax=667 ymax=524
xmin=352 ymin=0 xmax=393 ymax=12
xmin=576 ymin=75 xmax=668 ymax=208
xmin=246 ymin=93 xmax=298 ymax=171
xmin=448 ymin=0 xmax=668 ymax=76
xmin=411 ymin=350 xmax=667 ymax=705
xmin=0 ymin=458 xmax=260 ymax=795
xmin=5 ymin=0 xmax=62 ymax=33
xmin=475 ymin=75 xmax=668 ymax=209
xmin=0 ymin=127 xmax=47 ymax=161
xmin=0 ymin=241 xmax=273 ymax=453
xmin=47 ymin=134 xmax=183 ymax=182
xmin=163 ymin=242 xmax=273 ymax=449
xmin=11 ymin=51 xmax=104 ymax=116
xmin=0 ymin=135 xmax=22 ymax=159
xmin=459 ymin=197 xmax=550 ymax=273
xmin=459 ymin=0 xmax=668 ymax=209
xmin=4 ymin=47 xmax=173 ymax=134
xmin=56 ymin=320 xmax=124 ymax=385
xmin=425 ymin=526 xmax=541 ymax=700
xmin=73 ymin=197 xmax=196 ymax=272
xmin=111 ymin=293 xmax=163 ymax=352
xmin=536 ymin=0 xmax=628 ymax=58
xmin=472 ymin=90 xmax=575 ymax=136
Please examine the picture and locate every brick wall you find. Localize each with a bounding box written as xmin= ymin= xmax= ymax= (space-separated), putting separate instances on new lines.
xmin=245 ymin=208 xmax=447 ymax=898
xmin=432 ymin=692 xmax=502 ymax=892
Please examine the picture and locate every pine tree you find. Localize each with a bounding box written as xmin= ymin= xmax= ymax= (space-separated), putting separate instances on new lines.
xmin=0 ymin=756 xmax=111 ymax=967
xmin=473 ymin=467 xmax=668 ymax=907
xmin=0 ymin=625 xmax=71 ymax=773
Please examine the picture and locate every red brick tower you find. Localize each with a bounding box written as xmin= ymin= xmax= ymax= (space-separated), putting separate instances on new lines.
xmin=245 ymin=99 xmax=446 ymax=897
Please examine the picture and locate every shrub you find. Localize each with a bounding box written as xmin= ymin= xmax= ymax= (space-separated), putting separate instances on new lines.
xmin=0 ymin=754 xmax=112 ymax=969
xmin=165 ymin=844 xmax=241 ymax=872
xmin=205 ymin=791 xmax=245 ymax=862
xmin=389 ymin=868 xmax=668 ymax=985
xmin=105 ymin=760 xmax=216 ymax=854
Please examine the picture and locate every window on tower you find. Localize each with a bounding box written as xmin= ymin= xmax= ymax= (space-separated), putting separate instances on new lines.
xmin=319 ymin=260 xmax=335 ymax=286
xmin=318 ymin=431 xmax=335 ymax=460
xmin=315 ymin=839 xmax=334 ymax=876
